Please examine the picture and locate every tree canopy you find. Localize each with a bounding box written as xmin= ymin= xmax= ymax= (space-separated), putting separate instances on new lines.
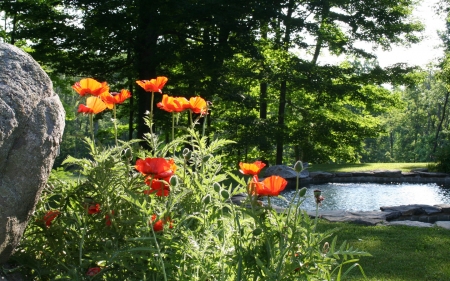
xmin=0 ymin=0 xmax=426 ymax=165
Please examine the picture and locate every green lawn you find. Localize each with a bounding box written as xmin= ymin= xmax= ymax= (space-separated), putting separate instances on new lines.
xmin=307 ymin=163 xmax=432 ymax=173
xmin=317 ymin=221 xmax=450 ymax=281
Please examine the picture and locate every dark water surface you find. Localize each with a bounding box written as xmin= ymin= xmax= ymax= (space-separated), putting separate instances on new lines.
xmin=266 ymin=182 xmax=450 ymax=211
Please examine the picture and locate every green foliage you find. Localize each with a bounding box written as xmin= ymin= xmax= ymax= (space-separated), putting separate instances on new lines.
xmin=435 ymin=145 xmax=450 ymax=172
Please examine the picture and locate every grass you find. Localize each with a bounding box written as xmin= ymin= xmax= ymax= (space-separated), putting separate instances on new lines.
xmin=317 ymin=220 xmax=450 ymax=281
xmin=307 ymin=162 xmax=432 ymax=173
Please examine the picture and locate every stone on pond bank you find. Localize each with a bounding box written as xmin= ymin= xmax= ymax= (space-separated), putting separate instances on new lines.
xmin=0 ymin=43 xmax=65 ymax=264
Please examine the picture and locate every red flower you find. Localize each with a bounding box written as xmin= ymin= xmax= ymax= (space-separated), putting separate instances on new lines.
xmin=252 ymin=175 xmax=287 ymax=197
xmin=100 ymin=89 xmax=131 ymax=105
xmin=136 ymin=76 xmax=168 ymax=93
xmin=86 ymin=267 xmax=102 ymax=276
xmin=151 ymin=214 xmax=173 ymax=232
xmin=72 ymin=78 xmax=109 ymax=97
xmin=135 ymin=157 xmax=177 ymax=178
xmin=42 ymin=210 xmax=60 ymax=227
xmin=105 ymin=210 xmax=114 ymax=226
xmin=157 ymin=94 xmax=189 ymax=113
xmin=188 ymin=96 xmax=208 ymax=114
xmin=239 ymin=161 xmax=266 ymax=176
xmin=144 ymin=177 xmax=170 ymax=196
xmin=88 ymin=203 xmax=101 ymax=215
xmin=78 ymin=96 xmax=107 ymax=114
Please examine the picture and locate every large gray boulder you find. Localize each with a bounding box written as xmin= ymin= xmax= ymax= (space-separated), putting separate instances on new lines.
xmin=0 ymin=43 xmax=65 ymax=264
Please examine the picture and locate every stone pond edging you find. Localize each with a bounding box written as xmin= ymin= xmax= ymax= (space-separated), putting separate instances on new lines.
xmin=299 ymin=169 xmax=450 ymax=185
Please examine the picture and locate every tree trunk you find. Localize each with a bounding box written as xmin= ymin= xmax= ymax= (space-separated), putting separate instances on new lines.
xmin=275 ymin=0 xmax=294 ymax=164
xmin=311 ymin=1 xmax=330 ymax=65
xmin=135 ymin=0 xmax=158 ymax=141
xmin=260 ymin=82 xmax=267 ymax=119
xmin=276 ymin=80 xmax=287 ymax=164
xmin=432 ymin=91 xmax=450 ymax=155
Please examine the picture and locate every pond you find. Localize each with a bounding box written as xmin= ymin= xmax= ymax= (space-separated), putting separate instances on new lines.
xmin=266 ymin=182 xmax=450 ymax=211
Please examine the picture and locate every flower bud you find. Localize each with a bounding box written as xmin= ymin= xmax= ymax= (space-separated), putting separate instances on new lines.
xmin=182 ymin=148 xmax=192 ymax=160
xmin=220 ymin=189 xmax=230 ymax=200
xmin=169 ymin=175 xmax=178 ymax=187
xmin=299 ymin=187 xmax=307 ymax=197
xmin=294 ymin=161 xmax=303 ymax=173
xmin=252 ymin=228 xmax=263 ymax=236
xmin=202 ymin=194 xmax=211 ymax=205
xmin=213 ymin=182 xmax=221 ymax=193
xmin=202 ymin=154 xmax=212 ymax=163
xmin=122 ymin=148 xmax=132 ymax=159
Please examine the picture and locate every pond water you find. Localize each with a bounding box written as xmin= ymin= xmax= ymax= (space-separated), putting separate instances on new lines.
xmin=265 ymin=182 xmax=450 ymax=211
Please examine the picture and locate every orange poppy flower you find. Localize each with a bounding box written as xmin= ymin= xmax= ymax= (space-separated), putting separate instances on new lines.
xmin=188 ymin=96 xmax=208 ymax=114
xmin=105 ymin=210 xmax=114 ymax=226
xmin=157 ymin=94 xmax=189 ymax=113
xmin=144 ymin=177 xmax=170 ymax=196
xmin=239 ymin=161 xmax=266 ymax=176
xmin=42 ymin=210 xmax=60 ymax=227
xmin=151 ymin=214 xmax=173 ymax=232
xmin=252 ymin=175 xmax=287 ymax=197
xmin=135 ymin=157 xmax=177 ymax=178
xmin=136 ymin=76 xmax=168 ymax=93
xmin=86 ymin=267 xmax=102 ymax=276
xmin=100 ymin=89 xmax=131 ymax=106
xmin=78 ymin=96 xmax=108 ymax=114
xmin=72 ymin=78 xmax=109 ymax=97
xmin=87 ymin=203 xmax=101 ymax=214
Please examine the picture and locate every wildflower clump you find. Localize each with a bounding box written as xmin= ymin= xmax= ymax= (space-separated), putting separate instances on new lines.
xmin=11 ymin=76 xmax=370 ymax=280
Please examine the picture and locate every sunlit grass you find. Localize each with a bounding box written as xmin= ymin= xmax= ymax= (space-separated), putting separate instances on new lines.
xmin=307 ymin=163 xmax=432 ymax=173
xmin=318 ymin=221 xmax=450 ymax=281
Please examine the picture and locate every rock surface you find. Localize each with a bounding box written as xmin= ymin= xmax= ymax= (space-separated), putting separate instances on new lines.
xmin=263 ymin=163 xmax=309 ymax=179
xmin=300 ymin=169 xmax=450 ymax=184
xmin=0 ymin=43 xmax=65 ymax=264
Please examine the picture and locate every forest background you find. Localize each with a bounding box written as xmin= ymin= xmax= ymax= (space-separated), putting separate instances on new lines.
xmin=2 ymin=0 xmax=450 ymax=171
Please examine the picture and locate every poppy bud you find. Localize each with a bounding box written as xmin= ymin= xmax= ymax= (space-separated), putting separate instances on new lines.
xmin=183 ymin=148 xmax=191 ymax=160
xmin=294 ymin=161 xmax=303 ymax=173
xmin=122 ymin=148 xmax=132 ymax=159
xmin=202 ymin=194 xmax=211 ymax=205
xmin=220 ymin=189 xmax=230 ymax=200
xmin=213 ymin=182 xmax=221 ymax=193
xmin=202 ymin=154 xmax=212 ymax=163
xmin=299 ymin=187 xmax=307 ymax=197
xmin=252 ymin=228 xmax=263 ymax=236
xmin=169 ymin=175 xmax=178 ymax=187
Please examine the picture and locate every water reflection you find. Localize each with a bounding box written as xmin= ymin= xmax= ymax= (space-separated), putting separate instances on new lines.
xmin=264 ymin=182 xmax=450 ymax=211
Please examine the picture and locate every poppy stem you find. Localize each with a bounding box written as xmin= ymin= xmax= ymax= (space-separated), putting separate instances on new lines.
xmin=113 ymin=105 xmax=118 ymax=146
xmin=89 ymin=114 xmax=96 ymax=153
xmin=150 ymin=91 xmax=155 ymax=136
xmin=172 ymin=112 xmax=175 ymax=156
xmin=202 ymin=108 xmax=207 ymax=138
